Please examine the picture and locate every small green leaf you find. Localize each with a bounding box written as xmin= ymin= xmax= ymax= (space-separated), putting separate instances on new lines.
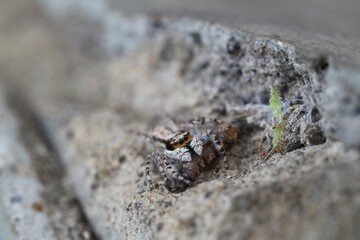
xmin=272 ymin=121 xmax=286 ymax=146
xmin=269 ymin=86 xmax=283 ymax=122
xmin=269 ymin=86 xmax=285 ymax=146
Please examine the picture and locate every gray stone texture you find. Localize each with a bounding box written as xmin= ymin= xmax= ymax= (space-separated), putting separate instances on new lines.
xmin=0 ymin=0 xmax=359 ymax=239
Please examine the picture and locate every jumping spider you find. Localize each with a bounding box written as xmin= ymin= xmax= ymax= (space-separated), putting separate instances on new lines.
xmin=140 ymin=117 xmax=239 ymax=192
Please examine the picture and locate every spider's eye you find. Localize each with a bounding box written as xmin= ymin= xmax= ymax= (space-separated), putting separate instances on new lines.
xmin=168 ymin=132 xmax=193 ymax=150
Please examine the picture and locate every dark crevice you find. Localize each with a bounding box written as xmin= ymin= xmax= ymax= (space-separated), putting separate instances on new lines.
xmin=7 ymin=90 xmax=101 ymax=240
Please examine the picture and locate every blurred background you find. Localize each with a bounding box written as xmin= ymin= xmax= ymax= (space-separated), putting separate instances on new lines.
xmin=1 ymin=0 xmax=360 ymax=102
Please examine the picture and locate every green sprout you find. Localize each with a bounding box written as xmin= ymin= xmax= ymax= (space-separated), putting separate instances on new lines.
xmin=270 ymin=86 xmax=283 ymax=122
xmin=269 ymin=86 xmax=285 ymax=146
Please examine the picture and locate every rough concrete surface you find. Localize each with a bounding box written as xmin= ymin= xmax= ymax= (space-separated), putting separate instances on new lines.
xmin=0 ymin=0 xmax=359 ymax=239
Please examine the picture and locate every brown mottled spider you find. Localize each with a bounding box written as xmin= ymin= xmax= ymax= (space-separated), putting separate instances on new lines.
xmin=140 ymin=117 xmax=233 ymax=192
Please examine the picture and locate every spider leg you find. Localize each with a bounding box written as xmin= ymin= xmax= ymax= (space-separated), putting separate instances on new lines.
xmin=188 ymin=137 xmax=206 ymax=168
xmin=145 ymin=154 xmax=154 ymax=190
xmin=156 ymin=153 xmax=192 ymax=186
xmin=206 ymin=129 xmax=228 ymax=169
xmin=166 ymin=115 xmax=221 ymax=135
xmin=189 ymin=117 xmax=224 ymax=126
xmin=189 ymin=136 xmax=203 ymax=156
xmin=162 ymin=155 xmax=192 ymax=186
xmin=129 ymin=129 xmax=167 ymax=148
xmin=165 ymin=113 xmax=180 ymax=132
xmin=146 ymin=153 xmax=178 ymax=190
